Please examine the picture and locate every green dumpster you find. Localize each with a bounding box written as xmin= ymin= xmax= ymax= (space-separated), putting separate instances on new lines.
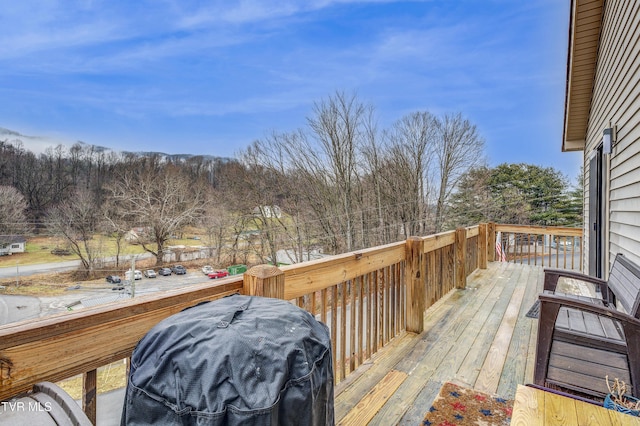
xmin=226 ymin=264 xmax=247 ymax=275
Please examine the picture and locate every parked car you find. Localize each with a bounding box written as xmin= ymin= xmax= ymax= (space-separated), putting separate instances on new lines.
xmin=111 ymin=284 xmax=125 ymax=291
xmin=106 ymin=275 xmax=122 ymax=284
xmin=158 ymin=267 xmax=172 ymax=276
xmin=144 ymin=269 xmax=157 ymax=278
xmin=125 ymin=270 xmax=143 ymax=280
xmin=171 ymin=265 xmax=187 ymax=275
xmin=202 ymin=265 xmax=214 ymax=275
xmin=208 ymin=269 xmax=229 ymax=279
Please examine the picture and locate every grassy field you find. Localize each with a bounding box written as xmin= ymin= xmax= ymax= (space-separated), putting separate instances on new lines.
xmin=0 ymin=234 xmax=206 ymax=268
xmin=0 ymin=237 xmax=80 ymax=267
xmin=0 ymin=228 xmax=213 ymax=296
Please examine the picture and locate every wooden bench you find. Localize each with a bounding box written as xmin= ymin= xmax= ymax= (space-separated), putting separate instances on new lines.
xmin=534 ymin=253 xmax=640 ymax=398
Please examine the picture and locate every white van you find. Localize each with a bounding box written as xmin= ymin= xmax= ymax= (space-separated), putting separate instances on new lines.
xmin=125 ymin=270 xmax=143 ymax=280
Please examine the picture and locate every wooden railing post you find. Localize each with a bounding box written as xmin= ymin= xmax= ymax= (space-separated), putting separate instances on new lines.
xmin=83 ymin=369 xmax=97 ymax=425
xmin=487 ymin=222 xmax=496 ymax=262
xmin=455 ymin=227 xmax=467 ymax=289
xmin=479 ymin=223 xmax=488 ymax=269
xmin=405 ymin=237 xmax=425 ymax=334
xmin=243 ymin=265 xmax=285 ymax=299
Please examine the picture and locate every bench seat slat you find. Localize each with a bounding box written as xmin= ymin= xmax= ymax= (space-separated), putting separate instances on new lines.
xmin=548 ymin=342 xmax=631 ymax=397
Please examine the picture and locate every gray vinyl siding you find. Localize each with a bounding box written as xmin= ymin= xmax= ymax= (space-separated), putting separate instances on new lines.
xmin=583 ymin=160 xmax=590 ymax=272
xmin=584 ymin=0 xmax=640 ymax=268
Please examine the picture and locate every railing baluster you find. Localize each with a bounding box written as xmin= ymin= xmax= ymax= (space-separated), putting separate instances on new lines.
xmin=340 ymin=282 xmax=347 ymax=380
xmin=427 ymin=251 xmax=436 ymax=308
xmin=350 ymin=280 xmax=356 ymax=373
xmin=434 ymin=249 xmax=441 ymax=304
xmin=580 ymin=236 xmax=584 ymax=272
xmin=331 ymin=285 xmax=337 ymax=381
xmin=83 ymin=369 xmax=97 ymax=425
xmin=321 ymin=288 xmax=328 ymax=324
xmin=521 ymin=233 xmax=524 ymax=264
xmin=378 ymin=269 xmax=384 ymax=348
xmin=373 ymin=270 xmax=379 ymax=353
xmin=357 ymin=276 xmax=364 ymax=366
xmin=391 ymin=264 xmax=396 ymax=338
xmin=571 ymin=237 xmax=575 ymax=270
xmin=399 ymin=261 xmax=404 ymax=332
xmin=518 ymin=233 xmax=522 ymax=264
xmin=366 ymin=273 xmax=372 ymax=358
xmin=383 ymin=267 xmax=391 ymax=344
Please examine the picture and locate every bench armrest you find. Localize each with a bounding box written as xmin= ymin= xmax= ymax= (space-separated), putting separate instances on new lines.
xmin=543 ymin=268 xmax=609 ymax=299
xmin=539 ymin=293 xmax=639 ymax=326
xmin=537 ymin=293 xmax=640 ymax=396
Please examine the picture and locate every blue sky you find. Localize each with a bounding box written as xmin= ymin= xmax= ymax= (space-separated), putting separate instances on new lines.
xmin=0 ymin=0 xmax=582 ymax=181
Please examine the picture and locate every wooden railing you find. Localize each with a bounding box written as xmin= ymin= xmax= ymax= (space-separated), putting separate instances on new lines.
xmin=494 ymin=224 xmax=583 ymax=272
xmin=0 ymin=223 xmax=580 ymax=423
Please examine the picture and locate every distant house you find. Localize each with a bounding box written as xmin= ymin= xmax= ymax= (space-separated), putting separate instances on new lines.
xmin=274 ymin=248 xmax=327 ymax=265
xmin=124 ymin=227 xmax=152 ymax=243
xmin=0 ymin=236 xmax=26 ymax=255
xmin=253 ymin=205 xmax=282 ymax=219
xmin=162 ymin=245 xmax=209 ymax=263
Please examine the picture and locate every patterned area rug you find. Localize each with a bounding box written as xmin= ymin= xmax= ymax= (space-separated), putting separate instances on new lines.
xmin=422 ymin=382 xmax=513 ymax=425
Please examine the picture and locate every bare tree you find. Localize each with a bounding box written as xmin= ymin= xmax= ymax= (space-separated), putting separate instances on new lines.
xmin=384 ymin=111 xmax=437 ymax=236
xmin=46 ymin=189 xmax=104 ymax=273
xmin=433 ymin=113 xmax=485 ymax=232
xmin=107 ymin=163 xmax=208 ymax=265
xmin=102 ymin=201 xmax=129 ymax=268
xmin=201 ymin=204 xmax=236 ymax=266
xmin=306 ymin=91 xmax=369 ymax=251
xmin=0 ymin=186 xmax=31 ymax=246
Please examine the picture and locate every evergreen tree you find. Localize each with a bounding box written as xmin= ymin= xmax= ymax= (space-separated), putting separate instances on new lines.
xmin=447 ymin=163 xmax=582 ymax=228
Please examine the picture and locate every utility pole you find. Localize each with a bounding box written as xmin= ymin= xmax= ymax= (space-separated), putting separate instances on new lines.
xmin=130 ymin=256 xmax=136 ymax=298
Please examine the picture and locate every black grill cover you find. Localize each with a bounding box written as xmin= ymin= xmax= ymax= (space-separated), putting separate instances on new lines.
xmin=121 ymin=294 xmax=334 ymax=425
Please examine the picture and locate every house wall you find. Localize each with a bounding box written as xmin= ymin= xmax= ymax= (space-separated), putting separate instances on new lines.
xmin=584 ymin=0 xmax=640 ymax=270
xmin=0 ymin=241 xmax=25 ymax=254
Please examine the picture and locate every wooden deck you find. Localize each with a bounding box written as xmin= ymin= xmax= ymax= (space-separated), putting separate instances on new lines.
xmin=335 ymin=261 xmax=543 ymax=425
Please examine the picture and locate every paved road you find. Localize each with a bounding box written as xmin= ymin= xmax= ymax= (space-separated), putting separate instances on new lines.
xmin=0 ymin=294 xmax=41 ymax=324
xmin=1 ymin=269 xmax=225 ymax=326
xmin=0 ymin=259 xmax=82 ymax=279
xmin=0 ymin=253 xmax=156 ymax=279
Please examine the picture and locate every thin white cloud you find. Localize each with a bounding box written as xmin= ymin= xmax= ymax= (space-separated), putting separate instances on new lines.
xmin=176 ymin=0 xmax=414 ymax=28
xmin=0 ymin=0 xmax=569 ymax=170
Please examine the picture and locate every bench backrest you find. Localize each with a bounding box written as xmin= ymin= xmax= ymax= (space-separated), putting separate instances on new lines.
xmin=608 ymin=253 xmax=640 ymax=318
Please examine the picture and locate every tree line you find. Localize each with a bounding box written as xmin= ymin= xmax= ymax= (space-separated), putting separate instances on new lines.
xmin=0 ymin=91 xmax=581 ymax=272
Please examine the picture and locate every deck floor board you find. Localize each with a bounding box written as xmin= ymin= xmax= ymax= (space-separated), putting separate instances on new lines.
xmin=453 ymin=264 xmax=526 ymax=387
xmin=497 ymin=265 xmax=541 ymax=398
xmin=336 ymin=262 xmax=544 ymax=425
xmin=368 ymin=263 xmax=514 ymax=424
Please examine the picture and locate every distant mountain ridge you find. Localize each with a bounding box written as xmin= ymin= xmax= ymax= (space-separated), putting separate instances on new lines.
xmin=0 ymin=126 xmax=233 ymax=162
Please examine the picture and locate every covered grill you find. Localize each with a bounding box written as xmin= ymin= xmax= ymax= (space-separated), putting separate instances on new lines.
xmin=121 ymin=294 xmax=334 ymax=425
